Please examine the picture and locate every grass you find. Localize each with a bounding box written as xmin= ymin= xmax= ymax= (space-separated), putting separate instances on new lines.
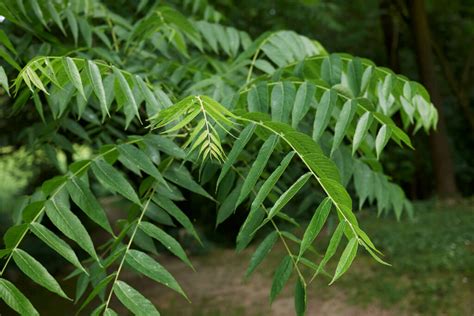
xmin=334 ymin=200 xmax=474 ymax=315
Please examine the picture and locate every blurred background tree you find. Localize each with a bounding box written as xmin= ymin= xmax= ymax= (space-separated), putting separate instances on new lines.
xmin=211 ymin=0 xmax=474 ymax=199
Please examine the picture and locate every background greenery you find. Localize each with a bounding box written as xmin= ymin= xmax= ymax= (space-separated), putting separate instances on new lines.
xmin=0 ymin=0 xmax=473 ymax=315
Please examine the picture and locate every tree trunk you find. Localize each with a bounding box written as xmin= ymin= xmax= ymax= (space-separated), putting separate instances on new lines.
xmin=379 ymin=0 xmax=401 ymax=72
xmin=408 ymin=0 xmax=459 ymax=199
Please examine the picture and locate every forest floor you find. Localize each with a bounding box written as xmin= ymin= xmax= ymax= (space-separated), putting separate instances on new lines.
xmin=2 ymin=201 xmax=472 ymax=315
xmin=115 ymin=201 xmax=474 ymax=316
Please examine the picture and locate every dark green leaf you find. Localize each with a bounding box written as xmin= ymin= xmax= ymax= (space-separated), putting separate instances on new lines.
xmin=13 ymin=249 xmax=70 ymax=299
xmin=270 ymin=255 xmax=293 ymax=302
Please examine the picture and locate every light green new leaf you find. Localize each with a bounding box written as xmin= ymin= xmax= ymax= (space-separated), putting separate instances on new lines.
xmin=114 ymin=281 xmax=160 ymax=316
xmin=331 ymin=99 xmax=356 ymax=156
xmin=270 ymin=255 xmax=293 ymax=303
xmin=375 ymin=125 xmax=392 ymax=159
xmin=312 ymin=89 xmax=337 ymax=142
xmin=140 ymin=221 xmax=193 ymax=269
xmin=91 ymin=159 xmax=141 ymax=205
xmin=62 ymin=57 xmax=85 ymax=100
xmin=236 ymin=135 xmax=278 ymax=206
xmin=125 ymin=250 xmax=187 ymax=299
xmin=329 ymin=237 xmax=358 ymax=284
xmin=267 ymin=172 xmax=311 ymax=220
xmin=294 ymin=277 xmax=306 ymax=316
xmin=30 ymin=223 xmax=87 ymax=274
xmin=44 ymin=199 xmax=98 ymax=261
xmin=118 ymin=144 xmax=166 ymax=184
xmin=292 ymin=82 xmax=315 ymax=128
xmin=13 ymin=249 xmax=70 ymax=299
xmin=0 ymin=278 xmax=39 ymax=316
xmin=352 ymin=111 xmax=373 ymax=155
xmin=217 ymin=123 xmax=255 ymax=188
xmin=298 ymin=198 xmax=332 ymax=258
xmin=86 ymin=60 xmax=108 ymax=119
xmin=66 ymin=177 xmax=113 ymax=233
xmin=246 ymin=231 xmax=278 ymax=278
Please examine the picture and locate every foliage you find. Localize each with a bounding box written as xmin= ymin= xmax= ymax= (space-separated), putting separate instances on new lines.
xmin=0 ymin=0 xmax=437 ymax=314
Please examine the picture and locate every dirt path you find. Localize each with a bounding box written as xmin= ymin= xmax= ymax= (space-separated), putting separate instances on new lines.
xmin=118 ymin=246 xmax=400 ymax=316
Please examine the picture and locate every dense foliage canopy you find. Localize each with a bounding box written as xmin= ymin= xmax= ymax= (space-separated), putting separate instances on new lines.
xmin=0 ymin=0 xmax=438 ymax=314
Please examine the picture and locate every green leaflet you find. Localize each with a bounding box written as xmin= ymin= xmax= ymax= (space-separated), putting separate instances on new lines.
xmin=375 ymin=124 xmax=392 ymax=159
xmin=62 ymin=57 xmax=85 ymax=100
xmin=329 ymin=237 xmax=358 ymax=284
xmin=271 ymin=81 xmax=296 ymax=123
xmin=86 ymin=60 xmax=109 ymax=119
xmin=113 ymin=67 xmax=139 ymax=128
xmin=12 ymin=249 xmax=70 ymax=299
xmin=298 ymin=198 xmax=332 ymax=258
xmin=315 ymin=221 xmax=346 ymax=277
xmin=331 ymin=99 xmax=356 ymax=156
xmin=267 ymin=172 xmax=311 ymax=220
xmin=65 ymin=9 xmax=78 ymax=44
xmin=247 ymin=82 xmax=269 ymax=113
xmin=4 ymin=224 xmax=28 ymax=248
xmin=66 ymin=176 xmax=113 ymax=233
xmin=47 ymin=2 xmax=65 ymax=34
xmin=30 ymin=223 xmax=87 ymax=274
xmin=118 ymin=143 xmax=166 ymax=184
xmin=91 ymin=159 xmax=141 ymax=205
xmin=246 ymin=231 xmax=278 ymax=277
xmin=125 ymin=249 xmax=187 ymax=299
xmin=217 ymin=123 xmax=255 ymax=188
xmin=0 ymin=278 xmax=39 ymax=316
xmin=216 ymin=181 xmax=243 ymax=226
xmin=236 ymin=135 xmax=278 ymax=207
xmin=346 ymin=57 xmax=363 ymax=97
xmin=312 ymin=88 xmax=337 ymax=142
xmin=153 ymin=195 xmax=201 ymax=243
xmin=353 ymin=161 xmax=373 ymax=209
xmin=140 ymin=221 xmax=193 ymax=269
xmin=78 ymin=274 xmax=116 ymax=312
xmin=294 ymin=277 xmax=306 ymax=316
xmin=321 ymin=54 xmax=342 ymax=86
xmin=236 ymin=207 xmax=266 ymax=251
xmin=250 ymin=151 xmax=295 ymax=216
xmin=144 ymin=134 xmax=186 ymax=159
xmin=135 ymin=75 xmax=160 ymax=116
xmin=292 ymin=82 xmax=315 ymax=128
xmin=104 ymin=308 xmax=118 ymax=316
xmin=270 ymin=255 xmax=293 ymax=303
xmin=114 ymin=281 xmax=160 ymax=316
xmin=352 ymin=111 xmax=373 ymax=155
xmin=0 ymin=66 xmax=10 ymax=95
xmin=44 ymin=199 xmax=98 ymax=261
xmin=164 ymin=165 xmax=213 ymax=200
